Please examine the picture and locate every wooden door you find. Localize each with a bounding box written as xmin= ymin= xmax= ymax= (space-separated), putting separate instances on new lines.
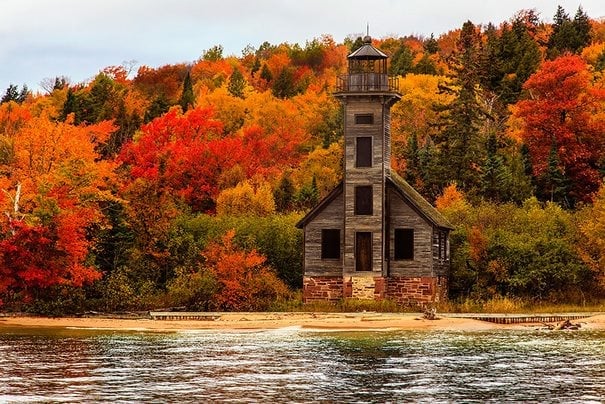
xmin=355 ymin=232 xmax=372 ymax=272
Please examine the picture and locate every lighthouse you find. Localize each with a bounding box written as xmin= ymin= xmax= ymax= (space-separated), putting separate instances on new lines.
xmin=296 ymin=36 xmax=453 ymax=306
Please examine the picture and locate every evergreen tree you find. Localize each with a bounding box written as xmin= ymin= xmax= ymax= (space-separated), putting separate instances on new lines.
xmin=390 ymin=44 xmax=414 ymax=76
xmin=572 ymin=6 xmax=592 ymax=51
xmin=227 ymin=67 xmax=246 ymax=98
xmin=260 ymin=63 xmax=273 ymax=83
xmin=547 ymin=6 xmax=590 ymax=58
xmin=433 ymin=21 xmax=484 ymax=195
xmin=537 ymin=143 xmax=571 ymax=207
xmin=413 ymin=54 xmax=438 ymax=75
xmin=296 ymin=175 xmax=319 ymax=209
xmin=272 ymin=67 xmax=298 ymax=99
xmin=251 ymin=57 xmax=261 ymax=77
xmin=1 ymin=84 xmax=28 ymax=104
xmin=178 ymin=71 xmax=195 ymax=111
xmin=144 ymin=95 xmax=170 ymax=123
xmin=480 ymin=133 xmax=512 ymax=202
xmin=403 ymin=132 xmax=421 ymax=187
xmin=273 ymin=174 xmax=296 ymax=212
xmin=424 ymin=34 xmax=439 ymax=54
xmin=203 ymin=45 xmax=223 ymax=61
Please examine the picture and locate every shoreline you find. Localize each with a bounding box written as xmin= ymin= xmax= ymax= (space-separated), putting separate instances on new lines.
xmin=2 ymin=312 xmax=605 ymax=333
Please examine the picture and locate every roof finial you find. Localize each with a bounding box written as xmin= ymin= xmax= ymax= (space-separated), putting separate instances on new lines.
xmin=363 ymin=23 xmax=372 ymax=44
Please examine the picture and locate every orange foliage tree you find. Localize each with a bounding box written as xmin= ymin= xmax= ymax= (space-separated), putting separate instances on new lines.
xmin=0 ymin=107 xmax=116 ymax=303
xmin=202 ymin=229 xmax=289 ymax=311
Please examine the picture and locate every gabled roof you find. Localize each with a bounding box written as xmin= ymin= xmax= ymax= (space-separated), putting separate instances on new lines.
xmin=295 ymin=182 xmax=343 ymax=229
xmin=387 ymin=171 xmax=454 ymax=230
xmin=295 ymin=173 xmax=454 ymax=230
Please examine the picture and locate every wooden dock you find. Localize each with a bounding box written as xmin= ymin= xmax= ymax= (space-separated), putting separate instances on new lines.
xmin=443 ymin=312 xmax=600 ymax=325
xmin=149 ymin=312 xmax=222 ymax=321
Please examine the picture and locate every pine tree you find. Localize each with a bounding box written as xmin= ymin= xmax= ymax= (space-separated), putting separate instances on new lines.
xmin=273 ymin=174 xmax=295 ymax=212
xmin=481 ymin=133 xmax=512 ymax=202
xmin=260 ymin=63 xmax=273 ymax=83
xmin=390 ymin=44 xmax=415 ymax=76
xmin=433 ymin=21 xmax=484 ymax=195
xmin=178 ymin=71 xmax=195 ymax=112
xmin=424 ymin=34 xmax=439 ymax=54
xmin=1 ymin=84 xmax=21 ymax=104
xmin=228 ymin=67 xmax=246 ymax=98
xmin=537 ymin=143 xmax=571 ymax=207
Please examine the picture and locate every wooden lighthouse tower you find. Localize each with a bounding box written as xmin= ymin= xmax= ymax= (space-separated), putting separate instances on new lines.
xmin=297 ymin=36 xmax=453 ymax=306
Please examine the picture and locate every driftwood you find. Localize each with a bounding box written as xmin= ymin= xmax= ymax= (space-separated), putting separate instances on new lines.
xmin=539 ymin=319 xmax=581 ymax=330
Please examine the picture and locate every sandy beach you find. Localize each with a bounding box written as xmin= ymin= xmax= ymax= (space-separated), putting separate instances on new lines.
xmin=1 ymin=312 xmax=604 ymax=332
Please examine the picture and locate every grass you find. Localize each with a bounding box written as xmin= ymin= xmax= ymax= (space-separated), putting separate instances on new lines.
xmin=271 ymin=293 xmax=605 ymax=314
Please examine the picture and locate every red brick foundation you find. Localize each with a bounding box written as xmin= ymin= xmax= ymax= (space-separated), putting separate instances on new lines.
xmin=304 ymin=275 xmax=448 ymax=306
xmin=386 ymin=276 xmax=447 ymax=306
xmin=303 ymin=276 xmax=343 ymax=303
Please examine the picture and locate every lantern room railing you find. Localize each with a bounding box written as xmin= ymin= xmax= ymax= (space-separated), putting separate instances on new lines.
xmin=336 ymin=73 xmax=399 ymax=93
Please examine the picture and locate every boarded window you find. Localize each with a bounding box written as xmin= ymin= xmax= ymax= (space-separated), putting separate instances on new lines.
xmin=356 ymin=137 xmax=372 ymax=167
xmin=355 ymin=113 xmax=374 ymax=125
xmin=394 ymin=228 xmax=414 ymax=260
xmin=354 ymin=186 xmax=373 ymax=215
xmin=355 ymin=232 xmax=372 ymax=271
xmin=321 ymin=229 xmax=340 ymax=259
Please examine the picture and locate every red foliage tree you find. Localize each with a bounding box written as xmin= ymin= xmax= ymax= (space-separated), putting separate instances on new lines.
xmin=0 ymin=216 xmax=101 ymax=302
xmin=119 ymin=107 xmax=301 ymax=212
xmin=513 ymin=55 xmax=605 ymax=203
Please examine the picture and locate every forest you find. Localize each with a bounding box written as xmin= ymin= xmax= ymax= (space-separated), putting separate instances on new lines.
xmin=2 ymin=6 xmax=605 ymax=314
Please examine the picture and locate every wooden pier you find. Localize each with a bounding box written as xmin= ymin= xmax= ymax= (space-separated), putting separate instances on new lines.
xmin=443 ymin=312 xmax=599 ymax=325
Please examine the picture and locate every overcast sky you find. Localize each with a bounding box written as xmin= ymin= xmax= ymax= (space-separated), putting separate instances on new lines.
xmin=1 ymin=0 xmax=604 ymax=92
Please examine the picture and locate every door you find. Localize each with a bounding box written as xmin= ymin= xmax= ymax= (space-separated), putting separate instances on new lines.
xmin=355 ymin=232 xmax=372 ymax=272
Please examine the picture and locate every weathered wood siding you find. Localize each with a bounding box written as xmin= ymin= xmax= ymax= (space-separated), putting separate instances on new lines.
xmin=343 ymin=96 xmax=389 ymax=275
xmin=387 ymin=187 xmax=434 ymax=277
xmin=432 ymin=230 xmax=450 ymax=277
xmin=304 ymin=193 xmax=344 ymax=276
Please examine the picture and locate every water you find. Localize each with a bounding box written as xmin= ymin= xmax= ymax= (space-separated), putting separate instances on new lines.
xmin=1 ymin=327 xmax=605 ymax=402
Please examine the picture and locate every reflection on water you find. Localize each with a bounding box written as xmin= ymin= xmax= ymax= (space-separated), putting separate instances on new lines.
xmin=1 ymin=326 xmax=605 ymax=402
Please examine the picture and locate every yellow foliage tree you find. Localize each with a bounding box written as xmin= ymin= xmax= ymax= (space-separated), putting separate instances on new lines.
xmin=216 ymin=180 xmax=276 ymax=216
xmin=577 ymin=182 xmax=605 ymax=288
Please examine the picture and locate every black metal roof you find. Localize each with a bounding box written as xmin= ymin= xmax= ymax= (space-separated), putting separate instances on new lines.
xmin=348 ymin=36 xmax=388 ymax=60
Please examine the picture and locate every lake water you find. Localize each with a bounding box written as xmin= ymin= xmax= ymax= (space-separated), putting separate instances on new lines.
xmin=1 ymin=326 xmax=604 ymax=402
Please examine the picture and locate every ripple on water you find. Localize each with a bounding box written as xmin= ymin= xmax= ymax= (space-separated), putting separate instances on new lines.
xmin=1 ymin=328 xmax=604 ymax=402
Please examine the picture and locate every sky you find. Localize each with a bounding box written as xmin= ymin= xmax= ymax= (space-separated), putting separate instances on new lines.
xmin=1 ymin=0 xmax=604 ymax=92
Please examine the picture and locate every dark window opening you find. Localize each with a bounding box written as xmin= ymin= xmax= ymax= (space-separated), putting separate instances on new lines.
xmin=394 ymin=228 xmax=414 ymax=260
xmin=321 ymin=229 xmax=340 ymax=259
xmin=355 ymin=113 xmax=374 ymax=125
xmin=355 ymin=232 xmax=373 ymax=271
xmin=356 ymin=137 xmax=372 ymax=168
xmin=354 ymin=186 xmax=373 ymax=215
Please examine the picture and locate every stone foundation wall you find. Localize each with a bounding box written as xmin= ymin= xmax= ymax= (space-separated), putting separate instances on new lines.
xmin=304 ymin=275 xmax=448 ymax=306
xmin=386 ymin=276 xmax=446 ymax=306
xmin=344 ymin=276 xmax=386 ymax=300
xmin=303 ymin=276 xmax=343 ymax=303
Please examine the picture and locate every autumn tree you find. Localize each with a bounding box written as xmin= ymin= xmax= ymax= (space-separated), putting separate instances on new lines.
xmin=0 ymin=108 xmax=116 ymax=306
xmin=203 ymin=229 xmax=289 ymax=311
xmin=512 ymin=55 xmax=605 ymax=206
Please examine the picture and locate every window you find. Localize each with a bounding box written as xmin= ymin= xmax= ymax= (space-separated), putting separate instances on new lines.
xmin=354 ymin=186 xmax=373 ymax=215
xmin=355 ymin=113 xmax=374 ymax=125
xmin=356 ymin=137 xmax=372 ymax=168
xmin=321 ymin=229 xmax=340 ymax=259
xmin=394 ymin=228 xmax=414 ymax=260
